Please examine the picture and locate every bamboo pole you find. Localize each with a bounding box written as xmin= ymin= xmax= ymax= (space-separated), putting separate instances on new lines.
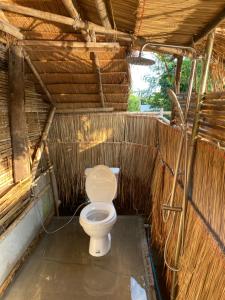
xmin=95 ymin=0 xmax=112 ymax=29
xmin=170 ymin=32 xmax=215 ymax=300
xmin=44 ymin=141 xmax=59 ymax=216
xmin=32 ymin=106 xmax=56 ymax=178
xmin=0 ymin=19 xmax=23 ymax=40
xmin=0 ymin=3 xmax=131 ymax=39
xmin=18 ymin=40 xmax=120 ymax=49
xmin=92 ymin=52 xmax=105 ymax=107
xmin=23 ymin=50 xmax=55 ymax=106
xmin=61 ymin=0 xmax=91 ymax=42
xmin=0 ymin=9 xmax=8 ymax=22
xmin=175 ymin=56 xmax=183 ymax=94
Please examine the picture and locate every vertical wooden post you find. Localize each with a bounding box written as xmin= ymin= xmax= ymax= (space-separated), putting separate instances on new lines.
xmin=95 ymin=0 xmax=112 ymax=29
xmin=171 ymin=56 xmax=183 ymax=125
xmin=9 ymin=46 xmax=30 ymax=182
xmin=175 ymin=56 xmax=183 ymax=94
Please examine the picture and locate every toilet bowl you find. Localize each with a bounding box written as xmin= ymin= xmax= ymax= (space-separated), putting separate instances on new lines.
xmin=79 ymin=165 xmax=118 ymax=257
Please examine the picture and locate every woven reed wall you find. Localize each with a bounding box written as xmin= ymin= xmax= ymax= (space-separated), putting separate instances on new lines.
xmin=48 ymin=113 xmax=158 ymax=212
xmin=0 ymin=45 xmax=13 ymax=194
xmin=0 ymin=45 xmax=50 ymax=194
xmin=151 ymin=121 xmax=225 ymax=299
xmin=24 ymin=78 xmax=49 ymax=162
xmin=176 ymin=91 xmax=225 ymax=146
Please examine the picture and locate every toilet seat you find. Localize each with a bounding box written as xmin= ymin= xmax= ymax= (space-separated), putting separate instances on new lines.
xmin=80 ymin=202 xmax=116 ymax=227
xmin=85 ymin=165 xmax=117 ymax=203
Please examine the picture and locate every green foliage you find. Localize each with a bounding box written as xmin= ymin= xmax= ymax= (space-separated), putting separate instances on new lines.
xmin=128 ymin=94 xmax=140 ymax=112
xmin=140 ymin=55 xmax=202 ymax=110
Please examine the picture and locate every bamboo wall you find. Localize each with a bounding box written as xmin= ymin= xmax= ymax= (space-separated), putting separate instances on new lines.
xmin=48 ymin=113 xmax=157 ymax=212
xmin=0 ymin=45 xmax=50 ymax=230
xmin=176 ymin=91 xmax=225 ymax=145
xmin=0 ymin=45 xmax=13 ymax=193
xmin=151 ymin=121 xmax=225 ymax=299
xmin=24 ymin=78 xmax=49 ymax=170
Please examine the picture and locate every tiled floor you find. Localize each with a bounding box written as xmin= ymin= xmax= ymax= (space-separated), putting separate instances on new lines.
xmin=3 ymin=216 xmax=155 ymax=300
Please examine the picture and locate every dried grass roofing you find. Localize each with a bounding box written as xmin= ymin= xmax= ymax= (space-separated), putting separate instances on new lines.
xmin=2 ymin=0 xmax=225 ymax=44
xmin=0 ymin=1 xmax=225 ymax=110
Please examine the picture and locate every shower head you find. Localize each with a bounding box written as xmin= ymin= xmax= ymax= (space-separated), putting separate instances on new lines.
xmin=126 ymin=55 xmax=155 ymax=66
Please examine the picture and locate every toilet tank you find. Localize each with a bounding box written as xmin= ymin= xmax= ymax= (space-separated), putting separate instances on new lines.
xmin=85 ymin=166 xmax=120 ymax=199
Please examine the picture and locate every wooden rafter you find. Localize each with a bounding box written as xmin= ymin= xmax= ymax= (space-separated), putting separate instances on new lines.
xmin=0 ymin=19 xmax=23 ymax=40
xmin=23 ymin=50 xmax=55 ymax=106
xmin=95 ymin=0 xmax=112 ymax=29
xmin=0 ymin=2 xmax=131 ymax=40
xmin=0 ymin=9 xmax=8 ymax=22
xmin=61 ymin=0 xmax=91 ymax=42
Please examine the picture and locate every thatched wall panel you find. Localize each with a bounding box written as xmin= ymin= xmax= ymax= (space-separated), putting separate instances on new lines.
xmin=151 ymin=121 xmax=225 ymax=299
xmin=0 ymin=45 xmax=13 ymax=194
xmin=192 ymin=140 xmax=225 ymax=247
xmin=120 ymin=143 xmax=157 ymax=212
xmin=55 ymin=102 xmax=128 ymax=111
xmin=125 ymin=115 xmax=157 ymax=146
xmin=176 ymin=204 xmax=225 ymax=300
xmin=25 ymin=77 xmax=50 ymax=174
xmin=49 ymin=113 xmax=125 ymax=143
xmin=48 ymin=113 xmax=158 ymax=211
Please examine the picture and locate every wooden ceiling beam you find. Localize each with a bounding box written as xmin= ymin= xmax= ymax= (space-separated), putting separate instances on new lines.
xmin=194 ymin=6 xmax=225 ymax=42
xmin=0 ymin=19 xmax=23 ymax=40
xmin=0 ymin=9 xmax=8 ymax=22
xmin=56 ymin=107 xmax=114 ymax=113
xmin=95 ymin=0 xmax=112 ymax=29
xmin=0 ymin=2 xmax=131 ymax=40
xmin=18 ymin=40 xmax=120 ymax=50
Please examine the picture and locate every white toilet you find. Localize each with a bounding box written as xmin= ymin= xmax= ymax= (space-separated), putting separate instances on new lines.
xmin=79 ymin=165 xmax=119 ymax=257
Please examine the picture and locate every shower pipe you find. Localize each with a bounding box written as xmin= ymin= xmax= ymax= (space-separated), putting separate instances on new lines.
xmin=162 ymin=59 xmax=197 ymax=223
xmin=162 ymin=59 xmax=197 ymax=274
xmin=170 ymin=31 xmax=215 ymax=300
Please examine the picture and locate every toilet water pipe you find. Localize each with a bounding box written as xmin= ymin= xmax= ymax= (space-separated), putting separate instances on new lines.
xmin=32 ymin=187 xmax=90 ymax=234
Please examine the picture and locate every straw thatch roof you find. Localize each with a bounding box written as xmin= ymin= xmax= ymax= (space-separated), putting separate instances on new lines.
xmin=0 ymin=1 xmax=225 ymax=110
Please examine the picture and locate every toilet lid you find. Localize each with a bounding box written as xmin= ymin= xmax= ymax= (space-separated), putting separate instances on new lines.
xmin=85 ymin=165 xmax=117 ymax=203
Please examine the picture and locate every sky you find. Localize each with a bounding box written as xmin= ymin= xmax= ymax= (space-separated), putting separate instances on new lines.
xmin=129 ymin=52 xmax=157 ymax=95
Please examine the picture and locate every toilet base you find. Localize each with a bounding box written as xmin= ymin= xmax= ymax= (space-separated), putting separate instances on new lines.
xmin=89 ymin=233 xmax=111 ymax=257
